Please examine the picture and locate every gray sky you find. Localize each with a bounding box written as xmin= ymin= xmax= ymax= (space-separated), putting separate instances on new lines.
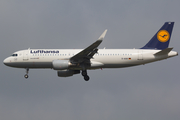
xmin=1 ymin=0 xmax=180 ymax=120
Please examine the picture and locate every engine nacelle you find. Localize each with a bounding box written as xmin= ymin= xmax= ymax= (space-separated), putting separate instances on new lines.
xmin=52 ymin=60 xmax=70 ymax=70
xmin=57 ymin=70 xmax=80 ymax=77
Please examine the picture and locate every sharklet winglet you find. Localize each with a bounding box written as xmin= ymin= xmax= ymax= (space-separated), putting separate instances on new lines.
xmin=98 ymin=29 xmax=107 ymax=41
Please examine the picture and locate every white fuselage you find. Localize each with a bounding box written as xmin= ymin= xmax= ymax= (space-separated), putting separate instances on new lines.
xmin=3 ymin=23 xmax=177 ymax=80
xmin=3 ymin=49 xmax=178 ymax=70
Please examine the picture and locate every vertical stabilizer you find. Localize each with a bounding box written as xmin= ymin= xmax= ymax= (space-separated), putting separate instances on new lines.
xmin=141 ymin=22 xmax=174 ymax=50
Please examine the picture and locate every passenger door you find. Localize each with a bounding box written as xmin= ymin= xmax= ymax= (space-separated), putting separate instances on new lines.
xmin=23 ymin=50 xmax=29 ymax=61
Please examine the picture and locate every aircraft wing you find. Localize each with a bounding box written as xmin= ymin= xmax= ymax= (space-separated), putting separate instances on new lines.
xmin=70 ymin=29 xmax=107 ymax=63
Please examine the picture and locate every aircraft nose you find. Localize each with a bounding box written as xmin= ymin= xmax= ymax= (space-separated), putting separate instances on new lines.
xmin=3 ymin=58 xmax=10 ymax=66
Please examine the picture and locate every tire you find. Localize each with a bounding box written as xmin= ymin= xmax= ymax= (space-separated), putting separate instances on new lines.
xmin=24 ymin=74 xmax=28 ymax=79
xmin=82 ymin=70 xmax=87 ymax=76
xmin=84 ymin=75 xmax=90 ymax=81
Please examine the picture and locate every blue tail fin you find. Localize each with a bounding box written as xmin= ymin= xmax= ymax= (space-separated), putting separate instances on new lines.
xmin=141 ymin=22 xmax=174 ymax=50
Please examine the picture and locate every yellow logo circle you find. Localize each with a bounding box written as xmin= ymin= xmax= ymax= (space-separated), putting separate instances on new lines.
xmin=157 ymin=30 xmax=170 ymax=42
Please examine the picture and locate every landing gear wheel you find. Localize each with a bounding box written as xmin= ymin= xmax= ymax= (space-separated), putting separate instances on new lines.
xmin=24 ymin=74 xmax=28 ymax=79
xmin=82 ymin=70 xmax=87 ymax=76
xmin=81 ymin=70 xmax=90 ymax=81
xmin=24 ymin=68 xmax=29 ymax=79
xmin=84 ymin=75 xmax=90 ymax=81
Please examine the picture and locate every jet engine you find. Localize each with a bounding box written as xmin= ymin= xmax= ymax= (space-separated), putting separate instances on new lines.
xmin=52 ymin=60 xmax=70 ymax=70
xmin=57 ymin=70 xmax=80 ymax=77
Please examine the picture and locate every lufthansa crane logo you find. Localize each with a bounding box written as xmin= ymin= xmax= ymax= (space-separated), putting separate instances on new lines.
xmin=157 ymin=30 xmax=170 ymax=42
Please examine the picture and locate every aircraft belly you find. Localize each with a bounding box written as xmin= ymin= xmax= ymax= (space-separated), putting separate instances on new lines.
xmin=7 ymin=62 xmax=52 ymax=68
xmin=102 ymin=64 xmax=138 ymax=68
xmin=29 ymin=62 xmax=52 ymax=68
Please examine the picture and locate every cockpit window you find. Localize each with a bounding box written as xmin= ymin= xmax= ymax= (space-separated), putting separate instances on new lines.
xmin=11 ymin=54 xmax=18 ymax=57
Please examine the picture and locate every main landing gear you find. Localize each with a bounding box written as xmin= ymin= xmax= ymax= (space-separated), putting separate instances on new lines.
xmin=82 ymin=70 xmax=90 ymax=81
xmin=24 ymin=68 xmax=29 ymax=79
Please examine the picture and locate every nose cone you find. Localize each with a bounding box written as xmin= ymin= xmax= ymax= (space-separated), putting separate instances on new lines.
xmin=3 ymin=58 xmax=10 ymax=66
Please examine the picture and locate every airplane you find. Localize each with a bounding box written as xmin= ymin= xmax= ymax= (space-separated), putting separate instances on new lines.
xmin=3 ymin=22 xmax=178 ymax=81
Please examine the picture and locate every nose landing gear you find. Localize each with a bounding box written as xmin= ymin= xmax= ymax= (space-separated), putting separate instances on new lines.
xmin=24 ymin=68 xmax=29 ymax=79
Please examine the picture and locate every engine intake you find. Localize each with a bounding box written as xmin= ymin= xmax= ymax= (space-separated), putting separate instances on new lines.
xmin=52 ymin=60 xmax=70 ymax=70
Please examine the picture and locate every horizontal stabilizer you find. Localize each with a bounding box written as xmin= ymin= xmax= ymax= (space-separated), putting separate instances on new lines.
xmin=154 ymin=48 xmax=173 ymax=55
